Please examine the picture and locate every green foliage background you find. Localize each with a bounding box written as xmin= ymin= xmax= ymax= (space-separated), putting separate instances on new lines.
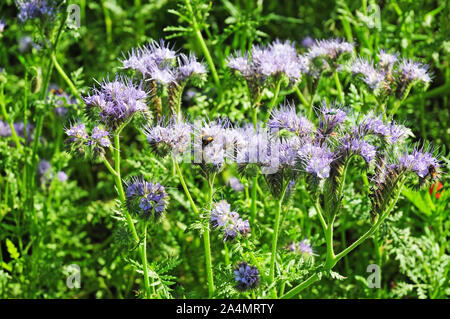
xmin=0 ymin=0 xmax=448 ymax=299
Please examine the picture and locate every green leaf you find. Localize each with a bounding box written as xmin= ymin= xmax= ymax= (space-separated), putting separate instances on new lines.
xmin=6 ymin=239 xmax=20 ymax=260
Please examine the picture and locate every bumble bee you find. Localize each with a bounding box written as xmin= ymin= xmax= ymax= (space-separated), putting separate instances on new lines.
xmin=428 ymin=165 xmax=438 ymax=179
xmin=50 ymin=88 xmax=64 ymax=94
xmin=201 ymin=134 xmax=214 ymax=147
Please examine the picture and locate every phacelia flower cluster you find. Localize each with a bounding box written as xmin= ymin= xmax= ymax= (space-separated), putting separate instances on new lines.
xmin=122 ymin=40 xmax=207 ymax=87
xmin=316 ymin=101 xmax=347 ymax=139
xmin=17 ymin=0 xmax=57 ymax=23
xmin=65 ymin=122 xmax=111 ymax=155
xmin=234 ymin=262 xmax=260 ymax=291
xmin=268 ymin=102 xmax=314 ymax=136
xmin=297 ymin=142 xmax=335 ymax=179
xmin=84 ymin=75 xmax=148 ymax=130
xmin=126 ymin=177 xmax=169 ymax=220
xmin=347 ymin=50 xmax=432 ymax=98
xmin=287 ymin=239 xmax=317 ymax=257
xmin=210 ymin=200 xmax=250 ymax=242
xmin=37 ymin=159 xmax=68 ymax=184
xmin=307 ymin=38 xmax=354 ymax=74
xmin=393 ymin=147 xmax=440 ymax=180
xmin=1 ymin=120 xmax=33 ymax=142
xmin=143 ymin=116 xmax=191 ymax=157
xmin=227 ymin=40 xmax=306 ymax=84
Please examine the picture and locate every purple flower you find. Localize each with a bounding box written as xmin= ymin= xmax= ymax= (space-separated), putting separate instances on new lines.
xmin=340 ymin=137 xmax=377 ymax=163
xmin=301 ymin=36 xmax=315 ymax=48
xmin=89 ymin=126 xmax=111 ymax=148
xmin=288 ymin=239 xmax=317 ymax=256
xmin=65 ymin=122 xmax=88 ymax=143
xmin=349 ymin=57 xmax=384 ymax=90
xmin=279 ymin=136 xmax=301 ymax=167
xmin=228 ymin=177 xmax=244 ymax=192
xmin=57 ymin=171 xmax=68 ymax=182
xmin=226 ymin=53 xmax=251 ymax=77
xmin=0 ymin=20 xmax=6 ymax=33
xmin=37 ymin=159 xmax=51 ymax=176
xmin=210 ymin=200 xmax=250 ymax=241
xmin=84 ymin=75 xmax=148 ymax=130
xmin=397 ymin=59 xmax=431 ymax=85
xmin=268 ymin=102 xmax=314 ymax=136
xmin=359 ymin=114 xmax=390 ymax=137
xmin=122 ymin=40 xmax=176 ymax=75
xmin=149 ymin=66 xmax=176 ymax=85
xmin=317 ymin=101 xmax=347 ymax=137
xmin=176 ymin=53 xmax=207 ymax=82
xmin=143 ymin=116 xmax=191 ymax=157
xmin=307 ymin=38 xmax=354 ymax=63
xmin=17 ymin=0 xmax=56 ymax=23
xmin=234 ymin=262 xmax=260 ymax=291
xmin=227 ymin=40 xmax=306 ymax=82
xmin=125 ymin=177 xmax=169 ymax=220
xmin=298 ymin=143 xmax=335 ymax=179
xmin=298 ymin=239 xmax=316 ymax=256
xmin=378 ymin=49 xmax=397 ymax=73
xmin=388 ymin=122 xmax=409 ymax=144
xmin=0 ymin=120 xmax=11 ymax=137
xmin=395 ymin=147 xmax=440 ymax=179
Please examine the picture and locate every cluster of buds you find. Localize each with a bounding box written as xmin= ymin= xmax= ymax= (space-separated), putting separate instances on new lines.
xmin=65 ymin=122 xmax=111 ymax=156
xmin=210 ymin=200 xmax=250 ymax=242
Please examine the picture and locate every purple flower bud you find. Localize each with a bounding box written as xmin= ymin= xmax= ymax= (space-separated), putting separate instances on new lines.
xmin=234 ymin=262 xmax=260 ymax=291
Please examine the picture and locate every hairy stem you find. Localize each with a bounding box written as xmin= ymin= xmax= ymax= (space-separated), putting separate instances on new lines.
xmin=334 ymin=71 xmax=344 ymax=104
xmin=205 ymin=174 xmax=216 ymax=297
xmin=265 ymin=79 xmax=282 ymax=123
xmin=268 ymin=183 xmax=289 ymax=298
xmin=184 ymin=0 xmax=221 ymax=94
xmin=51 ymin=53 xmax=80 ymax=99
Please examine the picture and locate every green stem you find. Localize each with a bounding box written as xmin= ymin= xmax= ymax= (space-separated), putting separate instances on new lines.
xmin=108 ymin=129 xmax=152 ymax=298
xmin=390 ymin=85 xmax=412 ymax=120
xmin=51 ymin=53 xmax=80 ymax=99
xmin=294 ymin=86 xmax=311 ymax=113
xmin=265 ymin=79 xmax=282 ymax=123
xmin=184 ymin=0 xmax=221 ymax=94
xmin=205 ymin=174 xmax=216 ymax=297
xmin=174 ymin=160 xmax=214 ymax=297
xmin=280 ymin=272 xmax=321 ymax=299
xmin=0 ymin=86 xmax=23 ymax=150
xmin=173 ymin=160 xmax=199 ymax=215
xmin=250 ymin=175 xmax=258 ymax=224
xmin=142 ymin=222 xmax=151 ymax=298
xmin=268 ymin=183 xmax=289 ymax=297
xmin=334 ymin=71 xmax=344 ymax=104
xmin=100 ymin=0 xmax=113 ymax=45
xmin=282 ymin=182 xmax=405 ymax=299
xmin=333 ymin=184 xmax=403 ymax=264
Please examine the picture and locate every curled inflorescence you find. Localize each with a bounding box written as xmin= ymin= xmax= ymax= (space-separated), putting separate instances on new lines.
xmin=347 ymin=50 xmax=432 ymax=98
xmin=122 ymin=40 xmax=207 ymax=87
xmin=17 ymin=0 xmax=57 ymax=23
xmin=143 ymin=116 xmax=191 ymax=158
xmin=65 ymin=122 xmax=111 ymax=155
xmin=125 ymin=177 xmax=169 ymax=220
xmin=234 ymin=262 xmax=260 ymax=291
xmin=287 ymin=239 xmax=317 ymax=257
xmin=83 ymin=75 xmax=148 ymax=131
xmin=210 ymin=200 xmax=250 ymax=242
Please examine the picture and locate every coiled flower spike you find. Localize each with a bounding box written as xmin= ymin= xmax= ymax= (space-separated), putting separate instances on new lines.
xmin=125 ymin=177 xmax=169 ymax=220
xmin=234 ymin=262 xmax=260 ymax=291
